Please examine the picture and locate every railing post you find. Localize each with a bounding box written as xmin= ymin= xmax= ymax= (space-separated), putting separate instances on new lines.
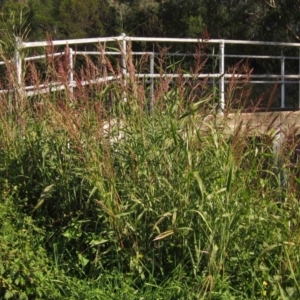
xmin=272 ymin=130 xmax=287 ymax=200
xmin=121 ymin=33 xmax=127 ymax=102
xmin=150 ymin=51 xmax=155 ymax=112
xmin=281 ymin=52 xmax=285 ymax=108
xmin=219 ymin=40 xmax=225 ymax=113
xmin=68 ymin=46 xmax=74 ymax=98
xmin=14 ymin=37 xmax=22 ymax=91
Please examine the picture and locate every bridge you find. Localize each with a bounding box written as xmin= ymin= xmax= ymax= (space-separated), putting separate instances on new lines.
xmin=1 ymin=34 xmax=300 ymax=143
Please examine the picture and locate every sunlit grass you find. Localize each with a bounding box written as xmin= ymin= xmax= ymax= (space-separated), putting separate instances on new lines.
xmin=1 ymin=40 xmax=300 ymax=299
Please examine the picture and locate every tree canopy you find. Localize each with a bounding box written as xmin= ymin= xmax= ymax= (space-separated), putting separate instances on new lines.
xmin=0 ymin=0 xmax=299 ymax=42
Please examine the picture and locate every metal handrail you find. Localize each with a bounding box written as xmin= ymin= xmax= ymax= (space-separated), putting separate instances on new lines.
xmin=1 ymin=34 xmax=300 ymax=111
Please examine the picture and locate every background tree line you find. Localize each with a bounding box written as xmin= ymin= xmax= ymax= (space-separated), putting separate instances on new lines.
xmin=0 ymin=0 xmax=300 ymax=42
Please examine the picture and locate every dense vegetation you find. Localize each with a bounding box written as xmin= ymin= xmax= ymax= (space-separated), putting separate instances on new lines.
xmin=0 ymin=2 xmax=300 ymax=298
xmin=0 ymin=33 xmax=300 ymax=298
xmin=1 ymin=0 xmax=300 ymax=42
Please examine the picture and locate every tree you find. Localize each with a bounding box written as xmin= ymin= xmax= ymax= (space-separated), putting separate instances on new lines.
xmin=27 ymin=0 xmax=57 ymax=40
xmin=159 ymin=0 xmax=207 ymax=37
xmin=57 ymin=0 xmax=112 ymax=38
xmin=109 ymin=0 xmax=163 ymax=36
xmin=1 ymin=0 xmax=300 ymax=42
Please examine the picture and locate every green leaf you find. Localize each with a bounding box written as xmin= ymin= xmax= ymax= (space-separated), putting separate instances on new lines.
xmin=193 ymin=171 xmax=205 ymax=200
xmin=188 ymin=209 xmax=212 ymax=234
xmin=89 ymin=239 xmax=108 ymax=247
xmin=277 ymin=282 xmax=288 ymax=300
xmin=32 ymin=184 xmax=54 ymax=213
xmin=78 ymin=253 xmax=89 ymax=267
xmin=226 ymin=162 xmax=234 ymax=193
xmin=153 ymin=230 xmax=174 ymax=241
xmin=294 ymin=177 xmax=300 ymax=185
xmin=19 ymin=292 xmax=28 ymax=300
xmin=4 ymin=290 xmax=14 ymax=299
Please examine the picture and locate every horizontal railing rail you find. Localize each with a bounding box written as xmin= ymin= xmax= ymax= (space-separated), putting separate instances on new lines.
xmin=1 ymin=34 xmax=300 ymax=112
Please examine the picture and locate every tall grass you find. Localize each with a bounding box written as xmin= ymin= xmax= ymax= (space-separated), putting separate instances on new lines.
xmin=1 ymin=39 xmax=300 ymax=299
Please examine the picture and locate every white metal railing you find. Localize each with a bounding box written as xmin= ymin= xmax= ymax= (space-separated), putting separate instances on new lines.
xmin=1 ymin=33 xmax=300 ymax=112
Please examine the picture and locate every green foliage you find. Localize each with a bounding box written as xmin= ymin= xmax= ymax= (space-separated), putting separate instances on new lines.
xmin=2 ymin=91 xmax=300 ymax=297
xmin=1 ymin=0 xmax=300 ymax=42
xmin=27 ymin=0 xmax=58 ymax=40
xmin=0 ymin=1 xmax=30 ymax=38
xmin=1 ymin=32 xmax=300 ymax=298
xmin=58 ymin=0 xmax=108 ymax=38
xmin=0 ymin=3 xmax=30 ymax=55
xmin=184 ymin=15 xmax=206 ymax=38
xmin=0 ymin=196 xmax=65 ymax=299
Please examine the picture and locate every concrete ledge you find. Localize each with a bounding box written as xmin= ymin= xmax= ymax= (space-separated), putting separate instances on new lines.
xmin=202 ymin=111 xmax=300 ymax=137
